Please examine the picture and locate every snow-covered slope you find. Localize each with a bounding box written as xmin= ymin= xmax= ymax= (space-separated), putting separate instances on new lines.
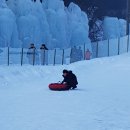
xmin=0 ymin=53 xmax=130 ymax=130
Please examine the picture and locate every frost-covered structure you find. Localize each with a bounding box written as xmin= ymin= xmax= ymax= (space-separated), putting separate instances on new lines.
xmin=103 ymin=17 xmax=127 ymax=40
xmin=0 ymin=0 xmax=91 ymax=49
xmin=0 ymin=0 xmax=20 ymax=47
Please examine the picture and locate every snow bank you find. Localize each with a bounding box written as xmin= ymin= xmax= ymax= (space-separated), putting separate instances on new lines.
xmin=0 ymin=53 xmax=130 ymax=130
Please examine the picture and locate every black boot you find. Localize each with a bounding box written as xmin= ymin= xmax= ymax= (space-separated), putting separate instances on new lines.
xmin=72 ymin=86 xmax=77 ymax=89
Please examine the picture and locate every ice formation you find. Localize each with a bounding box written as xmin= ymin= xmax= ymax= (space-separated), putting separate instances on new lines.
xmin=103 ymin=17 xmax=127 ymax=40
xmin=0 ymin=0 xmax=91 ymax=49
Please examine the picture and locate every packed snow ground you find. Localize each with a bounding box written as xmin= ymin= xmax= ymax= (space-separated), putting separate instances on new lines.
xmin=0 ymin=53 xmax=130 ymax=130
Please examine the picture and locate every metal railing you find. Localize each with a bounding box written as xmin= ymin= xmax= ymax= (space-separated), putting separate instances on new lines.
xmin=0 ymin=35 xmax=129 ymax=66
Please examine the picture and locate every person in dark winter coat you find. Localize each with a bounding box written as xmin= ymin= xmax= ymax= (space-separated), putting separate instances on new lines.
xmin=27 ymin=43 xmax=39 ymax=65
xmin=85 ymin=49 xmax=92 ymax=60
xmin=70 ymin=46 xmax=78 ymax=63
xmin=77 ymin=46 xmax=83 ymax=61
xmin=40 ymin=44 xmax=48 ymax=65
xmin=62 ymin=69 xmax=78 ymax=89
xmin=40 ymin=44 xmax=48 ymax=50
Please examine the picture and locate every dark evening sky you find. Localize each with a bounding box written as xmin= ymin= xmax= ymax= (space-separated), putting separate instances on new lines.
xmin=64 ymin=0 xmax=127 ymax=18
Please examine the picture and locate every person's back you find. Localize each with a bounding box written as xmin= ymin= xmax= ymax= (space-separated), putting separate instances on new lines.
xmin=27 ymin=43 xmax=39 ymax=65
xmin=86 ymin=49 xmax=91 ymax=60
xmin=71 ymin=46 xmax=78 ymax=63
xmin=27 ymin=44 xmax=36 ymax=55
xmin=68 ymin=71 xmax=78 ymax=88
xmin=62 ymin=70 xmax=78 ymax=89
xmin=27 ymin=44 xmax=35 ymax=64
xmin=77 ymin=47 xmax=83 ymax=61
xmin=40 ymin=44 xmax=48 ymax=65
xmin=40 ymin=44 xmax=48 ymax=50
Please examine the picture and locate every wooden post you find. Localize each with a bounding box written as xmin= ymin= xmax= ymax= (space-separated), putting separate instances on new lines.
xmin=46 ymin=50 xmax=48 ymax=65
xmin=84 ymin=43 xmax=86 ymax=60
xmin=53 ymin=49 xmax=56 ymax=66
xmin=108 ymin=39 xmax=110 ymax=56
xmin=96 ymin=42 xmax=98 ymax=58
xmin=70 ymin=48 xmax=72 ymax=64
xmin=118 ymin=37 xmax=120 ymax=55
xmin=21 ymin=48 xmax=24 ymax=66
xmin=7 ymin=47 xmax=10 ymax=66
xmin=62 ymin=49 xmax=64 ymax=65
xmin=127 ymin=35 xmax=129 ymax=52
xmin=43 ymin=49 xmax=45 ymax=65
xmin=33 ymin=48 xmax=35 ymax=66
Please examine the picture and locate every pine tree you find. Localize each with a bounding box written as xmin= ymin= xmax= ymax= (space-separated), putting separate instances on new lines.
xmin=87 ymin=6 xmax=103 ymax=42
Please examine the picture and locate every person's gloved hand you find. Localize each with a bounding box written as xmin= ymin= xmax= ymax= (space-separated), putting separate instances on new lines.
xmin=58 ymin=81 xmax=61 ymax=84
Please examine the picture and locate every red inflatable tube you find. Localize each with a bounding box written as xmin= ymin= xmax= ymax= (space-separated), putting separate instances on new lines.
xmin=49 ymin=83 xmax=69 ymax=91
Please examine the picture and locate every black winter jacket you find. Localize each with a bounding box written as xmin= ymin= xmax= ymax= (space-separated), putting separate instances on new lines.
xmin=62 ymin=71 xmax=78 ymax=87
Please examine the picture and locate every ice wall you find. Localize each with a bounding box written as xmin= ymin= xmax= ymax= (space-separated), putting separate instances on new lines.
xmin=0 ymin=0 xmax=7 ymax=8
xmin=67 ymin=3 xmax=90 ymax=46
xmin=119 ymin=19 xmax=127 ymax=37
xmin=0 ymin=0 xmax=20 ymax=47
xmin=103 ymin=17 xmax=127 ymax=40
xmin=0 ymin=0 xmax=91 ymax=49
